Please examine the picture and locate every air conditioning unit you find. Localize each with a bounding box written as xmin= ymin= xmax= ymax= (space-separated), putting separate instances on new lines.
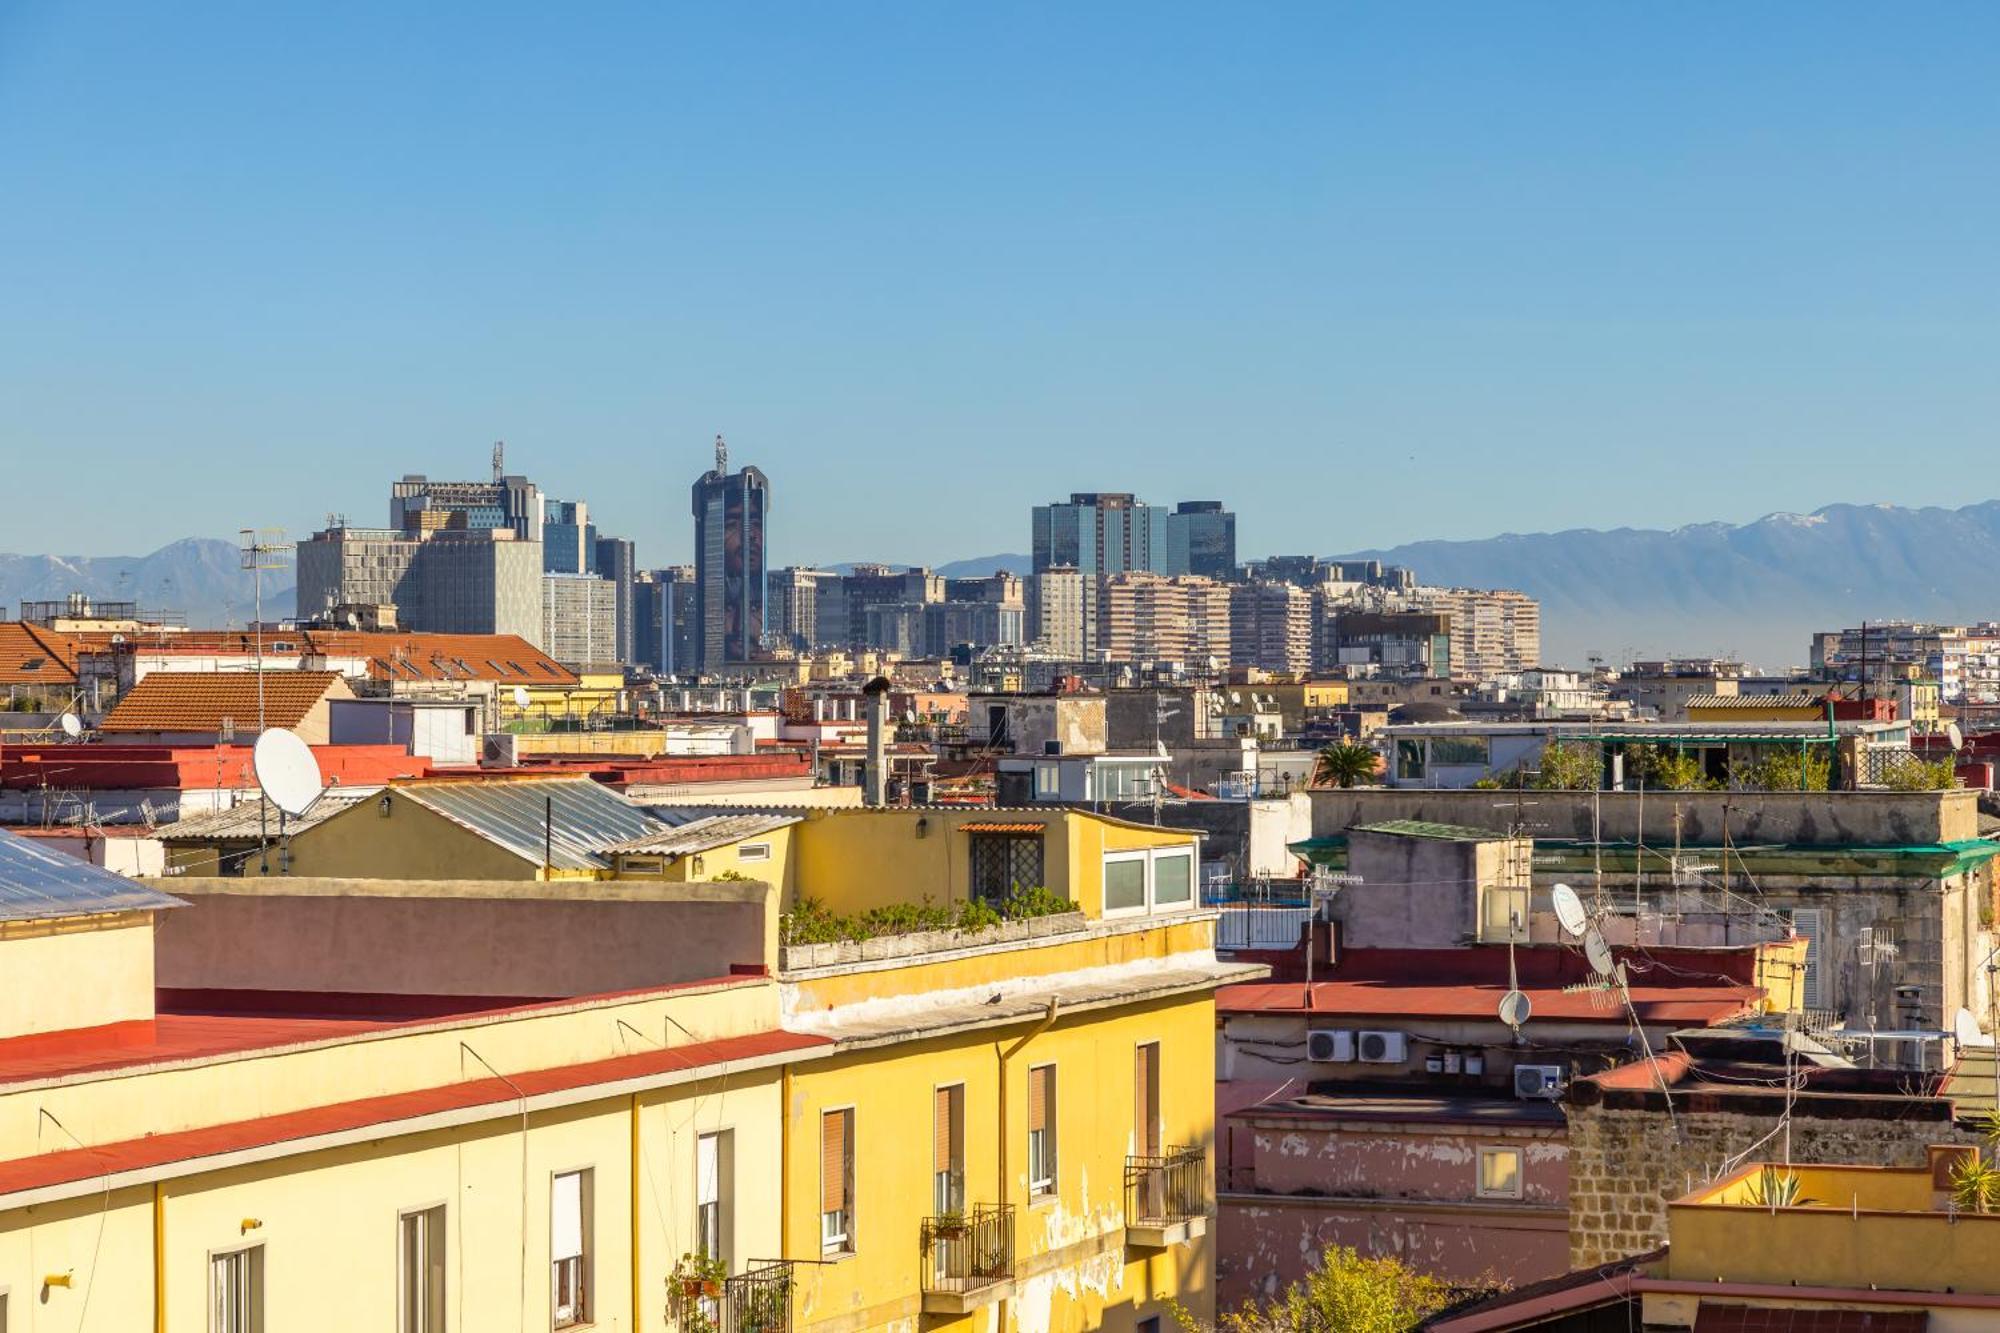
xmin=1306 ymin=1029 xmax=1354 ymax=1063
xmin=1356 ymin=1030 xmax=1407 ymax=1064
xmin=481 ymin=732 xmax=520 ymax=768
xmin=1514 ymin=1064 xmax=1566 ymax=1100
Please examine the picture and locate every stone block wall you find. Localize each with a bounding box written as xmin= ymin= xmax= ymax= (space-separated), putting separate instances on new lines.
xmin=1566 ymin=1096 xmax=1975 ymax=1269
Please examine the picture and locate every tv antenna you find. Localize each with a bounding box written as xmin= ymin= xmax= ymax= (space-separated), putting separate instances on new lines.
xmin=252 ymin=726 xmax=324 ymax=875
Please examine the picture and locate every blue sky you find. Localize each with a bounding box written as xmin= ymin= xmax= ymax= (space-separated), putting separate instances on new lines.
xmin=3 ymin=4 xmax=1995 ymax=569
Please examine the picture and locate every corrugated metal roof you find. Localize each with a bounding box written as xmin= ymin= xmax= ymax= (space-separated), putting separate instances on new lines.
xmin=958 ymin=821 xmax=1049 ymax=834
xmin=1350 ymin=819 xmax=1508 ymax=842
xmin=157 ymin=793 xmax=369 ymax=842
xmin=605 ymin=812 xmax=799 ymax=856
xmin=398 ymin=778 xmax=664 ymax=870
xmin=0 ymin=828 xmax=184 ymax=922
xmin=1685 ymin=693 xmax=1822 ymax=710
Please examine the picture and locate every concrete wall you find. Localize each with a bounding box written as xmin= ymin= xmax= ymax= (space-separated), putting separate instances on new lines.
xmin=1565 ymin=1092 xmax=1975 ymax=1270
xmin=153 ymin=877 xmax=773 ymax=998
xmin=1339 ymin=830 xmax=1488 ymax=948
xmin=1218 ymin=1113 xmax=1568 ymax=1298
xmin=1311 ymin=788 xmax=1980 ymax=847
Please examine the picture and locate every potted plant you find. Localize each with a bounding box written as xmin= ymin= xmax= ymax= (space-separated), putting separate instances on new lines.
xmin=932 ymin=1210 xmax=968 ymax=1240
xmin=669 ymin=1252 xmax=728 ymax=1333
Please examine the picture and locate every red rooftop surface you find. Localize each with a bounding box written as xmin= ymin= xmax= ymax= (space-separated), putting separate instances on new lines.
xmin=0 ymin=1026 xmax=829 ymax=1201
xmin=0 ymin=743 xmax=425 ymax=792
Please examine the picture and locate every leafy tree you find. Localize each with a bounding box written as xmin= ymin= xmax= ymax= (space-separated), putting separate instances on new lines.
xmin=1312 ymin=744 xmax=1380 ymax=789
xmin=1623 ymin=744 xmax=1711 ymax=791
xmin=1741 ymin=747 xmax=1832 ymax=791
xmin=1877 ymin=755 xmax=1959 ymax=791
xmin=1533 ymin=741 xmax=1599 ymax=791
xmin=1170 ymin=1245 xmax=1460 ymax=1333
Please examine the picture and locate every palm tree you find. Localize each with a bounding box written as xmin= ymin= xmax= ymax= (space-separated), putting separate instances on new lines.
xmin=1313 ymin=743 xmax=1379 ymax=789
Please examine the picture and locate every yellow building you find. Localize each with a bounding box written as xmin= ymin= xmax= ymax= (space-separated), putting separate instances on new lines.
xmin=0 ymin=796 xmax=1254 ymax=1332
xmin=1432 ymin=1152 xmax=2000 ymax=1331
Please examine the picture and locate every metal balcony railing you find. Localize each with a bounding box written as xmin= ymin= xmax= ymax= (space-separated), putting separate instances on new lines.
xmin=669 ymin=1261 xmax=794 ymax=1333
xmin=1126 ymin=1146 xmax=1208 ymax=1228
xmin=1213 ymin=905 xmax=1312 ymax=952
xmin=919 ymin=1204 xmax=1014 ymax=1299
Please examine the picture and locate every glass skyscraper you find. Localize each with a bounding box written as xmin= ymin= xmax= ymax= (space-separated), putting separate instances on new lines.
xmin=689 ymin=437 xmax=770 ymax=672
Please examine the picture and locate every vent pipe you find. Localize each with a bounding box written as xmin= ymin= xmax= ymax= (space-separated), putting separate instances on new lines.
xmin=863 ymin=676 xmax=892 ymax=807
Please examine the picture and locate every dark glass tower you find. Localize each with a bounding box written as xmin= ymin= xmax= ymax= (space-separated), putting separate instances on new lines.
xmin=690 ymin=436 xmax=770 ymax=672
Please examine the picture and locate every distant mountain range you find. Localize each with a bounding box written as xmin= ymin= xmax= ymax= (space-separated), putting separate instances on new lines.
xmin=0 ymin=538 xmax=290 ymax=629
xmin=10 ymin=502 xmax=1999 ymax=667
xmin=1337 ymin=501 xmax=2000 ymax=667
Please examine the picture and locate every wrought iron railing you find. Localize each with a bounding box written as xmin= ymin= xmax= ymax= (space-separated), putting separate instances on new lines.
xmin=1126 ymin=1146 xmax=1207 ymax=1226
xmin=668 ymin=1260 xmax=795 ymax=1333
xmin=919 ymin=1204 xmax=1014 ymax=1295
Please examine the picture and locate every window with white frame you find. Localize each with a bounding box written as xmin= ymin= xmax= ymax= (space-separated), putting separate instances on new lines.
xmin=399 ymin=1205 xmax=446 ymax=1333
xmin=1027 ymin=1064 xmax=1057 ymax=1196
xmin=210 ymin=1244 xmax=264 ymax=1333
xmin=820 ymin=1109 xmax=854 ymax=1255
xmin=1103 ymin=846 xmax=1200 ymax=915
xmin=737 ymin=843 xmax=771 ymax=863
xmin=1477 ymin=1147 xmax=1522 ymax=1199
xmin=551 ymin=1169 xmax=593 ymax=1328
xmin=697 ymin=1131 xmax=732 ymax=1266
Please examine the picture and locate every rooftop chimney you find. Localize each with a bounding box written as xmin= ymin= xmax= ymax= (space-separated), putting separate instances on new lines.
xmin=863 ymin=676 xmax=892 ymax=807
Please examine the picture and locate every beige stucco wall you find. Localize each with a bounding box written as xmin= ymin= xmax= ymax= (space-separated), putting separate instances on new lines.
xmin=0 ymin=913 xmax=155 ymax=1040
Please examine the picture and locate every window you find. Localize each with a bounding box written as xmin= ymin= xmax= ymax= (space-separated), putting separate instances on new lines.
xmin=1431 ymin=735 xmax=1491 ymax=767
xmin=1786 ymin=908 xmax=1825 ymax=1009
xmin=1104 ymin=848 xmax=1199 ymax=915
xmin=970 ymin=833 xmax=1044 ymax=905
xmin=820 ymin=1110 xmax=854 ymax=1255
xmin=210 ymin=1245 xmax=264 ymax=1333
xmin=1477 ymin=1147 xmax=1522 ymax=1199
xmin=1134 ymin=1043 xmax=1160 ymax=1158
xmin=1105 ymin=856 xmax=1147 ymax=912
xmin=1027 ymin=1065 xmax=1057 ymax=1197
xmin=400 ymin=1206 xmax=446 ymax=1333
xmin=1396 ymin=739 xmax=1426 ymax=781
xmin=697 ymin=1132 xmax=731 ymax=1266
xmin=737 ymin=843 xmax=771 ymax=863
xmin=1034 ymin=763 xmax=1060 ymax=800
xmin=551 ymin=1169 xmax=592 ymax=1328
xmin=933 ymin=1086 xmax=964 ymax=1214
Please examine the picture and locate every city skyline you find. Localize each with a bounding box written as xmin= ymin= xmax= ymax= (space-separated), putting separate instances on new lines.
xmin=4 ymin=5 xmax=1997 ymax=562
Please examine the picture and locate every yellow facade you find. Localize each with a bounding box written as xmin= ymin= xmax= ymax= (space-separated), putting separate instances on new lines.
xmin=0 ymin=803 xmax=1251 ymax=1332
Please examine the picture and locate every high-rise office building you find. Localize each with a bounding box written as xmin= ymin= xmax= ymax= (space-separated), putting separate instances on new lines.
xmin=767 ymin=567 xmax=843 ymax=652
xmin=1031 ymin=492 xmax=1167 ymax=577
xmin=1165 ymin=501 xmax=1237 ymax=580
xmin=689 ymin=437 xmax=770 ymax=672
xmin=634 ymin=566 xmax=699 ymax=676
xmin=592 ymin=535 xmax=637 ymax=665
xmin=542 ymin=573 xmax=619 ymax=669
xmin=543 ymin=500 xmax=595 ymax=574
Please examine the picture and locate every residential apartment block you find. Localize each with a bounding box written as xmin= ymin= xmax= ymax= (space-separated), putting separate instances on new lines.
xmin=1098 ymin=573 xmax=1232 ymax=667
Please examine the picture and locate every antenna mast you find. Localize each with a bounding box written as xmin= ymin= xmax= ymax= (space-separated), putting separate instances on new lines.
xmin=492 ymin=440 xmax=505 ymax=482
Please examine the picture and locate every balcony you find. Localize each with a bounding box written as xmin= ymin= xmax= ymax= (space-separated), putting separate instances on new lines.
xmin=919 ymin=1204 xmax=1015 ymax=1314
xmin=669 ymin=1260 xmax=794 ymax=1333
xmin=1125 ymin=1146 xmax=1208 ymax=1248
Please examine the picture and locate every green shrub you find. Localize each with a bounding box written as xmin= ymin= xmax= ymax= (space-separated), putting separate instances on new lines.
xmin=779 ymin=887 xmax=1074 ymax=947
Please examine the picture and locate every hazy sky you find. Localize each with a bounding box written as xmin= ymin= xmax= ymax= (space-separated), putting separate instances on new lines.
xmin=3 ymin=4 xmax=1995 ymax=569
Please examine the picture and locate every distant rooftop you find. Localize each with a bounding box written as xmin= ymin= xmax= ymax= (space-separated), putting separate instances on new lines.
xmin=1350 ymin=819 xmax=1510 ymax=842
xmin=0 ymin=827 xmax=184 ymax=924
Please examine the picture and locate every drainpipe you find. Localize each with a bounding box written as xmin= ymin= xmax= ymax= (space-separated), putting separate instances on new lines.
xmin=153 ymin=1181 xmax=165 ymax=1333
xmin=862 ymin=677 xmax=891 ymax=807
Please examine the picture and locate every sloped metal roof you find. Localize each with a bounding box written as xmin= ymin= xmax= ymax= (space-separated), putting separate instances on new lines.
xmin=157 ymin=793 xmax=369 ymax=843
xmin=604 ymin=812 xmax=798 ymax=856
xmin=397 ymin=778 xmax=664 ymax=870
xmin=0 ymin=828 xmax=185 ymax=922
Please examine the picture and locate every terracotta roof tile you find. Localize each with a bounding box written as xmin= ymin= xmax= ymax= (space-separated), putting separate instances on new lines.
xmin=101 ymin=671 xmax=348 ymax=734
xmin=0 ymin=623 xmax=80 ymax=686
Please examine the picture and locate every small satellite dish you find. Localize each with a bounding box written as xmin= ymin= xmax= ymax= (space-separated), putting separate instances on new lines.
xmin=345 ymin=611 xmax=361 ymax=629
xmin=1498 ymin=989 xmax=1532 ymax=1029
xmin=58 ymin=712 xmax=83 ymax=739
xmin=110 ymin=633 xmax=127 ymax=645
xmin=1583 ymin=928 xmax=1615 ymax=977
xmin=1551 ymin=883 xmax=1588 ymax=939
xmin=252 ymin=727 xmax=323 ymax=817
xmin=1947 ymin=721 xmax=1964 ymax=752
xmin=511 ymin=686 xmax=531 ymax=710
xmin=1954 ymin=1007 xmax=1984 ymax=1048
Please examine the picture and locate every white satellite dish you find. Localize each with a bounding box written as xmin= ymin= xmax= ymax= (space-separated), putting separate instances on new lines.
xmin=1954 ymin=1007 xmax=1985 ymax=1048
xmin=58 ymin=712 xmax=83 ymax=739
xmin=1551 ymin=883 xmax=1588 ymax=939
xmin=252 ymin=727 xmax=323 ymax=817
xmin=1947 ymin=721 xmax=1964 ymax=752
xmin=1498 ymin=989 xmax=1532 ymax=1030
xmin=1583 ymin=928 xmax=1615 ymax=978
xmin=511 ymin=685 xmax=531 ymax=710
